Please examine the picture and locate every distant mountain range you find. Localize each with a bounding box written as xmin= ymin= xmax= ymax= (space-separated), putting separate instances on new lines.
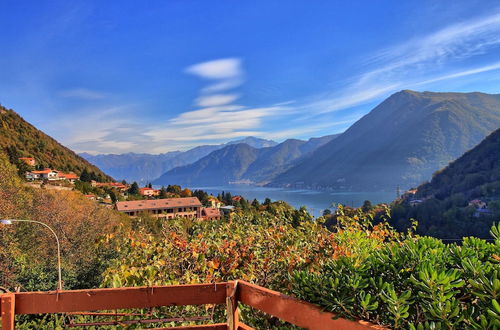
xmin=80 ymin=136 xmax=278 ymax=183
xmin=82 ymin=90 xmax=500 ymax=191
xmin=0 ymin=105 xmax=112 ymax=181
xmin=153 ymin=135 xmax=338 ymax=186
xmin=391 ymin=128 xmax=500 ymax=238
xmin=271 ymin=90 xmax=500 ymax=191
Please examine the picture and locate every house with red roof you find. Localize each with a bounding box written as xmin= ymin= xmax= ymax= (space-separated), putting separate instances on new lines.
xmin=26 ymin=168 xmax=59 ymax=181
xmin=202 ymin=207 xmax=222 ymax=220
xmin=139 ymin=187 xmax=160 ymax=197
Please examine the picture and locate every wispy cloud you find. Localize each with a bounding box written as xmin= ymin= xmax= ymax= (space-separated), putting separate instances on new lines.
xmin=307 ymin=9 xmax=500 ymax=115
xmin=196 ymin=93 xmax=240 ymax=107
xmin=58 ymin=88 xmax=107 ymax=100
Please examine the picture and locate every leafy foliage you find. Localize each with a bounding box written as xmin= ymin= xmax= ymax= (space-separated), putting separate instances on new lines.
xmin=291 ymin=215 xmax=500 ymax=329
xmin=0 ymin=152 xmax=126 ymax=291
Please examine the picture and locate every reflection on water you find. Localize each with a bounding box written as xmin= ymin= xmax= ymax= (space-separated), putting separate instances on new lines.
xmin=188 ymin=185 xmax=396 ymax=217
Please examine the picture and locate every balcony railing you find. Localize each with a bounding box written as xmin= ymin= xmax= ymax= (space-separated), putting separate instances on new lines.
xmin=0 ymin=280 xmax=384 ymax=329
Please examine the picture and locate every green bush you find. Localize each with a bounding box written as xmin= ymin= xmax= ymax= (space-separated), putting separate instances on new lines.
xmin=291 ymin=223 xmax=500 ymax=329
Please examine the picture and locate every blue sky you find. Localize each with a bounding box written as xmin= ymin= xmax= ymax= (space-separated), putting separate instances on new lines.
xmin=1 ymin=1 xmax=500 ymax=154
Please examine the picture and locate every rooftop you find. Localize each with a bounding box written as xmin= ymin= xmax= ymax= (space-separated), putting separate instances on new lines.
xmin=116 ymin=197 xmax=202 ymax=212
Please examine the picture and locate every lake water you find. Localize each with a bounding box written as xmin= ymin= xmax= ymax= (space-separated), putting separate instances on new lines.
xmin=189 ymin=185 xmax=395 ymax=217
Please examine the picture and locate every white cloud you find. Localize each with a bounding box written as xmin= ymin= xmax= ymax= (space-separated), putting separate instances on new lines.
xmin=196 ymin=94 xmax=240 ymax=107
xmin=185 ymin=58 xmax=243 ymax=80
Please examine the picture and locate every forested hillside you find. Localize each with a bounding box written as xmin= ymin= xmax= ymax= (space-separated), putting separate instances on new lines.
xmin=0 ymin=105 xmax=111 ymax=181
xmin=0 ymin=151 xmax=125 ymax=291
xmin=391 ymin=128 xmax=500 ymax=238
xmin=272 ymin=90 xmax=500 ymax=191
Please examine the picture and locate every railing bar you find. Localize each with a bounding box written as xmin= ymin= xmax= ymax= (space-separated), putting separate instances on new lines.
xmin=66 ymin=315 xmax=211 ymax=327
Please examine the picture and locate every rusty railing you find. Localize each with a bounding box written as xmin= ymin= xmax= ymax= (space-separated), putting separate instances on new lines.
xmin=0 ymin=280 xmax=384 ymax=329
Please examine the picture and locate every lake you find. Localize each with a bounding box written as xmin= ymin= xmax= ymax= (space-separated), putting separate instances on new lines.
xmin=189 ymin=185 xmax=396 ymax=217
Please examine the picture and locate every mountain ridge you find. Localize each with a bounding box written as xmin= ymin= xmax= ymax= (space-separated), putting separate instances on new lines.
xmin=81 ymin=136 xmax=278 ymax=183
xmin=270 ymin=90 xmax=500 ymax=191
xmin=153 ymin=135 xmax=339 ymax=186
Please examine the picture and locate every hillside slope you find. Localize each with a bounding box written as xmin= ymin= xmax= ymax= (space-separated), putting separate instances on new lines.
xmin=271 ymin=90 xmax=500 ymax=191
xmin=81 ymin=136 xmax=277 ymax=183
xmin=391 ymin=128 xmax=500 ymax=238
xmin=153 ymin=135 xmax=338 ymax=186
xmin=0 ymin=105 xmax=112 ymax=181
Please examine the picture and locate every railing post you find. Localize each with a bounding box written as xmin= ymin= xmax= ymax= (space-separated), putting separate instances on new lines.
xmin=226 ymin=281 xmax=239 ymax=330
xmin=1 ymin=292 xmax=15 ymax=330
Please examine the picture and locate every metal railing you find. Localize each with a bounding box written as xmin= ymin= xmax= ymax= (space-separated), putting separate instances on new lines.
xmin=0 ymin=280 xmax=384 ymax=329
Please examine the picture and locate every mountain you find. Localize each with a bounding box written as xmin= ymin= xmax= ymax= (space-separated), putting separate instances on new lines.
xmin=227 ymin=136 xmax=278 ymax=148
xmin=391 ymin=128 xmax=500 ymax=238
xmin=271 ymin=90 xmax=500 ymax=191
xmin=153 ymin=135 xmax=338 ymax=186
xmin=81 ymin=137 xmax=277 ymax=183
xmin=0 ymin=105 xmax=112 ymax=181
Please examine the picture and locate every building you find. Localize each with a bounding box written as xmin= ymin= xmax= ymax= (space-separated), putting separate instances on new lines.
xmin=18 ymin=157 xmax=36 ymax=166
xmin=207 ymin=196 xmax=222 ymax=208
xmin=57 ymin=172 xmax=79 ymax=183
xmin=220 ymin=205 xmax=235 ymax=215
xmin=201 ymin=207 xmax=222 ymax=220
xmin=232 ymin=195 xmax=243 ymax=203
xmin=409 ymin=199 xmax=423 ymax=207
xmin=91 ymin=181 xmax=129 ymax=191
xmin=139 ymin=187 xmax=160 ymax=197
xmin=26 ymin=168 xmax=59 ymax=181
xmin=115 ymin=197 xmax=203 ymax=219
xmin=469 ymin=199 xmax=487 ymax=209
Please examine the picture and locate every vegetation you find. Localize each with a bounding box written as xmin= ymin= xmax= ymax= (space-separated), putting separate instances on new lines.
xmin=0 ymin=152 xmax=125 ymax=291
xmin=391 ymin=128 xmax=500 ymax=238
xmin=0 ymin=105 xmax=111 ymax=181
xmin=292 ymin=207 xmax=500 ymax=329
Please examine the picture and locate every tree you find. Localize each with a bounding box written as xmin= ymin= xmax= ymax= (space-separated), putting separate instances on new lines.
xmin=80 ymin=169 xmax=92 ymax=182
xmin=159 ymin=186 xmax=168 ymax=198
xmin=147 ymin=183 xmax=152 ymax=188
xmin=128 ymin=182 xmax=140 ymax=195
xmin=264 ymin=198 xmax=272 ymax=206
xmin=251 ymin=199 xmax=260 ymax=209
xmin=322 ymin=209 xmax=332 ymax=216
xmin=167 ymin=185 xmax=181 ymax=195
xmin=180 ymin=188 xmax=192 ymax=197
xmin=362 ymin=200 xmax=373 ymax=212
xmin=108 ymin=190 xmax=118 ymax=203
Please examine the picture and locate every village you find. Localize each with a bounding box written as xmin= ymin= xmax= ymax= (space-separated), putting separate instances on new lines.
xmin=18 ymin=156 xmax=236 ymax=221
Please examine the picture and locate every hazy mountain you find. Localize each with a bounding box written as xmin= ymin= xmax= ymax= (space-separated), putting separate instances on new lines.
xmin=153 ymin=135 xmax=338 ymax=186
xmin=271 ymin=90 xmax=500 ymax=191
xmin=392 ymin=128 xmax=500 ymax=238
xmin=0 ymin=105 xmax=112 ymax=181
xmin=81 ymin=136 xmax=277 ymax=183
xmin=227 ymin=136 xmax=278 ymax=148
